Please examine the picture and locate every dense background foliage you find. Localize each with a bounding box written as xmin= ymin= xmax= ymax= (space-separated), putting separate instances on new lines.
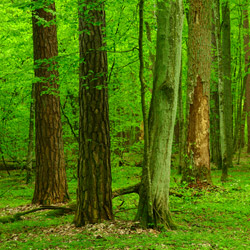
xmin=0 ymin=0 xmax=250 ymax=248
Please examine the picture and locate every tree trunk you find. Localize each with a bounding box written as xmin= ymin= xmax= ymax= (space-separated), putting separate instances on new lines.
xmin=220 ymin=0 xmax=233 ymax=181
xmin=233 ymin=20 xmax=245 ymax=153
xmin=177 ymin=59 xmax=185 ymax=174
xmin=32 ymin=0 xmax=69 ymax=205
xmin=243 ymin=9 xmax=250 ymax=153
xmin=214 ymin=0 xmax=230 ymax=181
xmin=75 ymin=0 xmax=113 ymax=226
xmin=136 ymin=0 xmax=152 ymax=229
xmin=182 ymin=0 xmax=212 ymax=185
xmin=26 ymin=83 xmax=35 ymax=184
xmin=210 ymin=6 xmax=222 ymax=170
xmin=240 ymin=102 xmax=246 ymax=148
xmin=137 ymin=0 xmax=183 ymax=229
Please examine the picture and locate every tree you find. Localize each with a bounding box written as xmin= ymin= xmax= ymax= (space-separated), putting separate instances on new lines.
xmin=182 ymin=0 xmax=212 ymax=185
xmin=243 ymin=7 xmax=250 ymax=153
xmin=74 ymin=0 xmax=113 ymax=226
xmin=136 ymin=0 xmax=183 ymax=229
xmin=220 ymin=0 xmax=232 ymax=181
xmin=26 ymin=83 xmax=35 ymax=184
xmin=32 ymin=0 xmax=69 ymax=205
xmin=213 ymin=0 xmax=231 ymax=181
xmin=210 ymin=4 xmax=222 ymax=170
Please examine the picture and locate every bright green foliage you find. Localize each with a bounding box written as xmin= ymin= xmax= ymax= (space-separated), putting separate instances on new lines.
xmin=0 ymin=0 xmax=33 ymax=165
xmin=0 ymin=0 xmax=250 ymax=247
xmin=0 ymin=0 xmax=157 ymax=168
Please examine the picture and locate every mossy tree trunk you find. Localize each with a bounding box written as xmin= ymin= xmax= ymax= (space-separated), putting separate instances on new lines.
xmin=136 ymin=0 xmax=183 ymax=229
xmin=182 ymin=0 xmax=212 ymax=185
xmin=74 ymin=0 xmax=113 ymax=226
xmin=32 ymin=0 xmax=69 ymax=205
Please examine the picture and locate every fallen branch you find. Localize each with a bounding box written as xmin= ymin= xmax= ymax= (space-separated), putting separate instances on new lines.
xmin=112 ymin=183 xmax=183 ymax=198
xmin=112 ymin=183 xmax=140 ymax=198
xmin=0 ymin=205 xmax=75 ymax=224
xmin=0 ymin=184 xmax=183 ymax=224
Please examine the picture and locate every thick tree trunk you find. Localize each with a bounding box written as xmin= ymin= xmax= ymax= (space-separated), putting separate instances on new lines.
xmin=75 ymin=0 xmax=113 ymax=226
xmin=182 ymin=0 xmax=212 ymax=185
xmin=32 ymin=1 xmax=69 ymax=205
xmin=220 ymin=0 xmax=233 ymax=181
xmin=137 ymin=0 xmax=183 ymax=229
xmin=243 ymin=9 xmax=250 ymax=153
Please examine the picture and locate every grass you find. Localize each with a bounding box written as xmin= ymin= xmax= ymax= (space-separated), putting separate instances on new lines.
xmin=0 ymin=153 xmax=250 ymax=249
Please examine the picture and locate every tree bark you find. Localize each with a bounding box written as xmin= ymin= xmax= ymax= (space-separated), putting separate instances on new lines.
xmin=75 ymin=0 xmax=113 ymax=226
xmin=136 ymin=0 xmax=153 ymax=228
xmin=182 ymin=0 xmax=212 ymax=185
xmin=26 ymin=83 xmax=35 ymax=184
xmin=213 ymin=0 xmax=231 ymax=181
xmin=220 ymin=0 xmax=233 ymax=181
xmin=233 ymin=19 xmax=245 ymax=154
xmin=32 ymin=0 xmax=69 ymax=205
xmin=210 ymin=5 xmax=222 ymax=170
xmin=243 ymin=9 xmax=250 ymax=153
xmin=137 ymin=0 xmax=183 ymax=229
xmin=177 ymin=58 xmax=186 ymax=174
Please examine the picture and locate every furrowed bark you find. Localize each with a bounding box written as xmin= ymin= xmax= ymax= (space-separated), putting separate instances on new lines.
xmin=32 ymin=0 xmax=69 ymax=205
xmin=75 ymin=0 xmax=113 ymax=226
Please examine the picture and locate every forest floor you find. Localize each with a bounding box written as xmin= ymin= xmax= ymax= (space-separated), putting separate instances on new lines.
xmin=0 ymin=153 xmax=250 ymax=249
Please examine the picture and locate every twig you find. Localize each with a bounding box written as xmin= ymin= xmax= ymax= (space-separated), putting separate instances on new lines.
xmin=60 ymin=103 xmax=79 ymax=143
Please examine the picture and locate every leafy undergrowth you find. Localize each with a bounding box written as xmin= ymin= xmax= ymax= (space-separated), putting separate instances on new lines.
xmin=0 ymin=154 xmax=250 ymax=249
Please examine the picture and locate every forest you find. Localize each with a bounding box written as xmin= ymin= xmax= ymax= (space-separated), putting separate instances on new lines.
xmin=0 ymin=0 xmax=250 ymax=249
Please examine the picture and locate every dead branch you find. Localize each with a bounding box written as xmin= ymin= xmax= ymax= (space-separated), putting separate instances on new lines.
xmin=112 ymin=183 xmax=140 ymax=198
xmin=0 ymin=184 xmax=183 ymax=224
xmin=112 ymin=183 xmax=183 ymax=198
xmin=0 ymin=205 xmax=75 ymax=224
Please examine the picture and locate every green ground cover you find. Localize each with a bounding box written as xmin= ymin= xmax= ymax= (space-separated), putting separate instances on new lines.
xmin=0 ymin=154 xmax=250 ymax=249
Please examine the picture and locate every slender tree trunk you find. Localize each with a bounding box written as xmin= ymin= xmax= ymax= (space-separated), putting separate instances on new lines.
xmin=220 ymin=0 xmax=233 ymax=181
xmin=214 ymin=0 xmax=227 ymax=179
xmin=178 ymin=60 xmax=185 ymax=174
xmin=32 ymin=0 xmax=69 ymax=205
xmin=234 ymin=17 xmax=244 ymax=153
xmin=75 ymin=0 xmax=113 ymax=226
xmin=26 ymin=83 xmax=35 ymax=184
xmin=240 ymin=102 xmax=246 ymax=148
xmin=243 ymin=9 xmax=250 ymax=153
xmin=145 ymin=21 xmax=155 ymax=77
xmin=136 ymin=0 xmax=153 ymax=228
xmin=210 ymin=6 xmax=222 ymax=169
xmin=137 ymin=0 xmax=183 ymax=229
xmin=182 ymin=0 xmax=212 ymax=185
